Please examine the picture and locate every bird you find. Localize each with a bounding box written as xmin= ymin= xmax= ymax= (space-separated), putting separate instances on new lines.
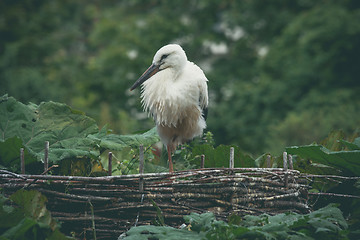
xmin=130 ymin=44 xmax=208 ymax=172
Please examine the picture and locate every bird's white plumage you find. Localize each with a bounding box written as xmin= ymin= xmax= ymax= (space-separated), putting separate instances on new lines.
xmin=141 ymin=61 xmax=208 ymax=127
xmin=133 ymin=44 xmax=208 ymax=167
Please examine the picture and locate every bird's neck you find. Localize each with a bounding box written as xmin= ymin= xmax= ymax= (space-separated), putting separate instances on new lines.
xmin=170 ymin=62 xmax=186 ymax=81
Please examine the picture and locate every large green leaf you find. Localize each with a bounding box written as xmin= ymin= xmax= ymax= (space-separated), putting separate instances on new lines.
xmin=0 ymin=95 xmax=100 ymax=165
xmin=0 ymin=95 xmax=37 ymax=142
xmin=340 ymin=137 xmax=360 ymax=151
xmin=89 ymin=127 xmax=159 ymax=151
xmin=10 ymin=189 xmax=57 ymax=231
xmin=27 ymin=101 xmax=100 ymax=162
xmin=0 ymin=95 xmax=162 ymax=174
xmin=0 ymin=190 xmax=71 ymax=239
xmin=286 ymin=144 xmax=360 ymax=176
xmin=0 ymin=137 xmax=38 ymax=172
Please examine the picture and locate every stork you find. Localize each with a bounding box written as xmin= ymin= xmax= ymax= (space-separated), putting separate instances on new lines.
xmin=130 ymin=44 xmax=208 ymax=172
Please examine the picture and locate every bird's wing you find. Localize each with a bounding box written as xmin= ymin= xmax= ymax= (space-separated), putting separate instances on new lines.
xmin=198 ymin=75 xmax=208 ymax=120
xmin=199 ymin=83 xmax=208 ymax=120
xmin=185 ymin=61 xmax=209 ymax=118
xmin=198 ymin=75 xmax=208 ymax=107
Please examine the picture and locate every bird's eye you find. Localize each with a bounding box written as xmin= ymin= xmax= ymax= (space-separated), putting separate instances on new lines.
xmin=160 ymin=54 xmax=169 ymax=61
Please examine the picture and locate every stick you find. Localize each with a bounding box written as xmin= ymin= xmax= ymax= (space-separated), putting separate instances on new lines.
xmin=229 ymin=147 xmax=234 ymax=168
xmin=302 ymin=174 xmax=360 ymax=180
xmin=20 ymin=148 xmax=25 ymax=174
xmin=288 ymin=154 xmax=293 ymax=170
xmin=136 ymin=145 xmax=145 ymax=227
xmin=139 ymin=145 xmax=144 ymax=192
xmin=88 ymin=200 xmax=97 ymax=240
xmin=24 ymin=165 xmax=59 ymax=188
xmin=308 ymin=192 xmax=360 ymax=199
xmin=108 ymin=152 xmax=113 ymax=176
xmin=283 ymin=152 xmax=288 ymax=188
xmin=44 ymin=141 xmax=49 ymax=173
xmin=200 ymin=154 xmax=205 ymax=168
xmin=266 ymin=154 xmax=271 ymax=168
xmin=0 ymin=170 xmax=26 ymax=179
xmin=283 ymin=152 xmax=288 ymax=170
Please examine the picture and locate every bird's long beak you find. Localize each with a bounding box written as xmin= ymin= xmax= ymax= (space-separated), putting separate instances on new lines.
xmin=130 ymin=63 xmax=160 ymax=91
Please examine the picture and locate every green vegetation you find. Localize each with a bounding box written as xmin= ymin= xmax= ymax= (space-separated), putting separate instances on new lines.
xmin=0 ymin=189 xmax=72 ymax=240
xmin=1 ymin=0 xmax=358 ymax=155
xmin=1 ymin=96 xmax=360 ymax=239
xmin=0 ymin=0 xmax=359 ymax=239
xmin=0 ymin=95 xmax=159 ymax=175
xmin=122 ymin=205 xmax=348 ymax=240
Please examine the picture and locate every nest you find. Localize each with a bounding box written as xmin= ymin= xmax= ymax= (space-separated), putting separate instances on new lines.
xmin=1 ymin=167 xmax=310 ymax=239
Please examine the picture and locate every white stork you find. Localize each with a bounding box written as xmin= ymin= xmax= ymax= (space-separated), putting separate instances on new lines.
xmin=130 ymin=44 xmax=208 ymax=172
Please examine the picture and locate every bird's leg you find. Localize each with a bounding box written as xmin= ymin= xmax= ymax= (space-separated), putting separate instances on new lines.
xmin=167 ymin=145 xmax=174 ymax=173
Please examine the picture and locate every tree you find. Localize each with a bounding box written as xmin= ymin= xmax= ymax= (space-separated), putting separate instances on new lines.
xmin=1 ymin=0 xmax=359 ymax=155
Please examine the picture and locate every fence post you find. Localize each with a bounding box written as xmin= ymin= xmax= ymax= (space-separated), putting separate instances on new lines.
xmin=200 ymin=154 xmax=205 ymax=168
xmin=108 ymin=152 xmax=113 ymax=176
xmin=20 ymin=148 xmax=25 ymax=174
xmin=266 ymin=154 xmax=271 ymax=168
xmin=288 ymin=154 xmax=293 ymax=170
xmin=229 ymin=147 xmax=234 ymax=168
xmin=283 ymin=152 xmax=288 ymax=188
xmin=44 ymin=141 xmax=49 ymax=173
xmin=139 ymin=145 xmax=144 ymax=192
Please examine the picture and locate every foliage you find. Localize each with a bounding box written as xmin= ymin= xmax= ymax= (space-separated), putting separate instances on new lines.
xmin=0 ymin=98 xmax=359 ymax=239
xmin=0 ymin=95 xmax=159 ymax=175
xmin=190 ymin=144 xmax=256 ymax=168
xmin=0 ymin=94 xmax=99 ymax=169
xmin=121 ymin=204 xmax=349 ymax=240
xmin=1 ymin=0 xmax=359 ymax=155
xmin=0 ymin=189 xmax=72 ymax=240
xmin=286 ymin=142 xmax=360 ymax=177
xmin=281 ymin=131 xmax=360 ymax=239
xmin=145 ymin=131 xmax=258 ymax=172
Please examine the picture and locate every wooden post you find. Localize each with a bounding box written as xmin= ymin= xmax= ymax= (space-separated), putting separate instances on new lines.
xmin=135 ymin=145 xmax=145 ymax=227
xmin=266 ymin=154 xmax=271 ymax=168
xmin=288 ymin=154 xmax=293 ymax=170
xmin=139 ymin=145 xmax=144 ymax=192
xmin=283 ymin=152 xmax=288 ymax=170
xmin=229 ymin=147 xmax=234 ymax=168
xmin=44 ymin=141 xmax=49 ymax=173
xmin=20 ymin=148 xmax=25 ymax=174
xmin=108 ymin=152 xmax=113 ymax=176
xmin=283 ymin=152 xmax=288 ymax=187
xmin=200 ymin=154 xmax=205 ymax=168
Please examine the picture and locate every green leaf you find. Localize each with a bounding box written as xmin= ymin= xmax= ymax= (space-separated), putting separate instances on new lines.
xmin=340 ymin=137 xmax=360 ymax=151
xmin=0 ymin=190 xmax=73 ymax=239
xmin=184 ymin=212 xmax=216 ymax=232
xmin=122 ymin=204 xmax=349 ymax=239
xmin=150 ymin=199 xmax=165 ymax=226
xmin=354 ymin=138 xmax=360 ymax=148
xmin=27 ymin=101 xmax=100 ymax=162
xmin=0 ymin=96 xmax=100 ymax=166
xmin=191 ymin=144 xmax=256 ymax=168
xmin=0 ymin=137 xmax=38 ymax=172
xmin=1 ymin=218 xmax=40 ymax=240
xmin=286 ymin=144 xmax=360 ymax=176
xmin=0 ymin=197 xmax=23 ymax=230
xmin=122 ymin=225 xmax=205 ymax=240
xmin=10 ymin=189 xmax=57 ymax=230
xmin=0 ymin=95 xmax=37 ymax=143
xmin=89 ymin=127 xmax=159 ymax=151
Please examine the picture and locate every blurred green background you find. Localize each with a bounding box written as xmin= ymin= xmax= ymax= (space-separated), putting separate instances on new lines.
xmin=1 ymin=0 xmax=359 ymax=156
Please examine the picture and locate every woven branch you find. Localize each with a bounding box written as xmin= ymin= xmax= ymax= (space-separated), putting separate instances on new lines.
xmin=1 ymin=168 xmax=310 ymax=239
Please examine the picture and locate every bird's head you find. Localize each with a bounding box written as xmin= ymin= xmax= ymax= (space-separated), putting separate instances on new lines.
xmin=130 ymin=44 xmax=187 ymax=91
